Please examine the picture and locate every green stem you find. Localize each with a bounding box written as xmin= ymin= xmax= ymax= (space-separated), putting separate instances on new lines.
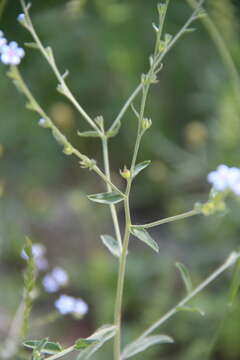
xmin=108 ymin=0 xmax=204 ymax=133
xmin=101 ymin=137 xmax=122 ymax=251
xmin=113 ymin=193 xmax=131 ymax=360
xmin=131 ymin=251 xmax=240 ymax=342
xmin=133 ymin=209 xmax=200 ymax=229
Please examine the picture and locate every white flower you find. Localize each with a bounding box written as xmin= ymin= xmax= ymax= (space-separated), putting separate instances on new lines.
xmin=17 ymin=13 xmax=26 ymax=22
xmin=207 ymin=164 xmax=240 ymax=195
xmin=43 ymin=267 xmax=68 ymax=293
xmin=43 ymin=274 xmax=59 ymax=293
xmin=55 ymin=295 xmax=76 ymax=315
xmin=51 ymin=267 xmax=68 ymax=286
xmin=1 ymin=41 xmax=25 ymax=65
xmin=73 ymin=299 xmax=89 ymax=317
xmin=55 ymin=295 xmax=88 ymax=316
xmin=0 ymin=37 xmax=6 ymax=50
xmin=21 ymin=243 xmax=48 ymax=271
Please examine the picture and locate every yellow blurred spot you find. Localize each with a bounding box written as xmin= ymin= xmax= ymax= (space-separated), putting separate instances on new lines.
xmin=184 ymin=121 xmax=208 ymax=147
xmin=50 ymin=102 xmax=75 ymax=130
xmin=147 ymin=161 xmax=168 ymax=183
xmin=0 ymin=144 xmax=4 ymax=157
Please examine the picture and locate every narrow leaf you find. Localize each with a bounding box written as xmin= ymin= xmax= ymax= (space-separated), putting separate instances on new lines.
xmin=176 ymin=306 xmax=205 ymax=316
xmin=100 ymin=235 xmax=121 ymax=257
xmin=176 ymin=262 xmax=193 ymax=294
xmin=122 ymin=335 xmax=173 ymax=359
xmin=24 ymin=340 xmax=62 ymax=355
xmin=130 ymin=227 xmax=159 ymax=253
xmin=77 ymin=325 xmax=116 ymax=359
xmin=88 ymin=192 xmax=124 ymax=205
xmin=133 ymin=161 xmax=151 ymax=178
xmin=24 ymin=42 xmax=39 ymax=50
xmin=74 ymin=339 xmax=97 ymax=350
xmin=77 ymin=130 xmax=100 ymax=138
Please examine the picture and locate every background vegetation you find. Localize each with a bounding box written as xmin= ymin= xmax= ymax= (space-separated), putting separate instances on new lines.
xmin=0 ymin=0 xmax=240 ymax=359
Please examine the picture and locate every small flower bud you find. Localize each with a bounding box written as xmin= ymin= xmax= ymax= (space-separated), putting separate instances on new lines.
xmin=38 ymin=118 xmax=50 ymax=128
xmin=142 ymin=118 xmax=152 ymax=131
xmin=120 ymin=166 xmax=131 ymax=180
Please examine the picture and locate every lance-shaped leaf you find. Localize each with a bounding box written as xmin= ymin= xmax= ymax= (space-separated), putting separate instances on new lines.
xmin=122 ymin=335 xmax=173 ymax=359
xmin=23 ymin=340 xmax=62 ymax=355
xmin=133 ymin=161 xmax=151 ymax=178
xmin=130 ymin=227 xmax=159 ymax=253
xmin=176 ymin=306 xmax=205 ymax=316
xmin=176 ymin=262 xmax=193 ymax=294
xmin=76 ymin=325 xmax=116 ymax=360
xmin=77 ymin=130 xmax=101 ymax=138
xmin=106 ymin=121 xmax=121 ymax=138
xmin=88 ymin=192 xmax=124 ymax=205
xmin=74 ymin=339 xmax=97 ymax=350
xmin=100 ymin=235 xmax=121 ymax=257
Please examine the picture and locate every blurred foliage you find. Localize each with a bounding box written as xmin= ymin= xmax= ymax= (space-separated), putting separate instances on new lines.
xmin=1 ymin=0 xmax=240 ymax=359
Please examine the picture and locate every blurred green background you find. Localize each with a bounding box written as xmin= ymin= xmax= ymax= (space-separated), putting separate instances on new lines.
xmin=1 ymin=0 xmax=240 ymax=359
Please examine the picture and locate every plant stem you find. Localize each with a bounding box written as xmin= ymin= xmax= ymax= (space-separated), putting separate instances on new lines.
xmin=133 ymin=209 xmax=200 ymax=229
xmin=113 ymin=191 xmax=131 ymax=360
xmin=101 ymin=136 xmax=122 ymax=251
xmin=20 ymin=0 xmax=101 ymax=135
xmin=13 ymin=67 xmax=124 ymax=197
xmin=109 ymin=0 xmax=204 ymax=133
xmin=134 ymin=251 xmax=240 ymax=341
xmin=45 ymin=346 xmax=75 ymax=360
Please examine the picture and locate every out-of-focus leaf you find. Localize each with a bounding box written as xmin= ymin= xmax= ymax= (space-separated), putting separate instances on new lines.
xmin=228 ymin=258 xmax=240 ymax=306
xmin=77 ymin=130 xmax=101 ymax=138
xmin=76 ymin=325 xmax=116 ymax=359
xmin=74 ymin=339 xmax=97 ymax=350
xmin=176 ymin=262 xmax=193 ymax=294
xmin=88 ymin=192 xmax=124 ymax=204
xmin=23 ymin=340 xmax=62 ymax=355
xmin=176 ymin=306 xmax=205 ymax=316
xmin=122 ymin=335 xmax=174 ymax=359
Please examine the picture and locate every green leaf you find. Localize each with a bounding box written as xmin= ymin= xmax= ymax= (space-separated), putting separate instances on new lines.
xmin=122 ymin=335 xmax=173 ymax=359
xmin=133 ymin=161 xmax=151 ymax=178
xmin=228 ymin=258 xmax=240 ymax=306
xmin=130 ymin=227 xmax=159 ymax=253
xmin=100 ymin=235 xmax=121 ymax=257
xmin=176 ymin=306 xmax=205 ymax=316
xmin=24 ymin=42 xmax=39 ymax=50
xmin=88 ymin=192 xmax=124 ymax=205
xmin=74 ymin=339 xmax=97 ymax=350
xmin=24 ymin=340 xmax=63 ymax=355
xmin=77 ymin=130 xmax=101 ymax=138
xmin=176 ymin=262 xmax=193 ymax=294
xmin=77 ymin=325 xmax=116 ymax=359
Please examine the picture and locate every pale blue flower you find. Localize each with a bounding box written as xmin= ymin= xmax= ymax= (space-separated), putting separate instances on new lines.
xmin=51 ymin=267 xmax=69 ymax=286
xmin=55 ymin=294 xmax=88 ymax=316
xmin=1 ymin=41 xmax=25 ymax=65
xmin=21 ymin=243 xmax=48 ymax=271
xmin=43 ymin=274 xmax=59 ymax=293
xmin=207 ymin=164 xmax=240 ymax=195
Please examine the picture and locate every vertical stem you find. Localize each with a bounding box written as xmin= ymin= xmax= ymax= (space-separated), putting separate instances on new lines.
xmin=101 ymin=136 xmax=122 ymax=251
xmin=113 ymin=193 xmax=131 ymax=360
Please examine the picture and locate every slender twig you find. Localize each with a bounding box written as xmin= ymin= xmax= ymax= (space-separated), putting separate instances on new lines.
xmin=20 ymin=0 xmax=102 ymax=135
xmin=133 ymin=209 xmax=200 ymax=229
xmin=128 ymin=251 xmax=240 ymax=344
